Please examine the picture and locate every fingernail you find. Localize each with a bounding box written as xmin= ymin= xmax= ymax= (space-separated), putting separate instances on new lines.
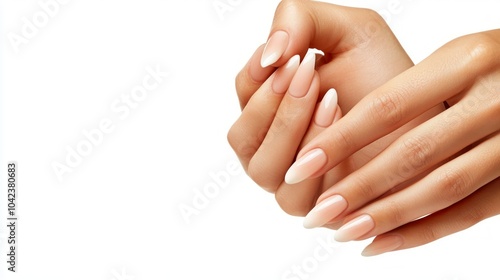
xmin=303 ymin=195 xmax=347 ymax=229
xmin=285 ymin=148 xmax=327 ymax=185
xmin=250 ymin=45 xmax=275 ymax=83
xmin=272 ymin=55 xmax=300 ymax=94
xmin=288 ymin=51 xmax=316 ymax=98
xmin=314 ymin=88 xmax=339 ymax=127
xmin=261 ymin=31 xmax=289 ymax=68
xmin=334 ymin=214 xmax=375 ymax=242
xmin=361 ymin=235 xmax=403 ymax=257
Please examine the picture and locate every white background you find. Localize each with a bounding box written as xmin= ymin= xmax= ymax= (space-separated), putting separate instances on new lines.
xmin=1 ymin=0 xmax=499 ymax=279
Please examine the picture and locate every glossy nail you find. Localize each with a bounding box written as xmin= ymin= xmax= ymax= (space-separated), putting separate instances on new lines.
xmin=272 ymin=55 xmax=300 ymax=94
xmin=261 ymin=31 xmax=289 ymax=68
xmin=303 ymin=195 xmax=347 ymax=229
xmin=249 ymin=46 xmax=275 ymax=83
xmin=288 ymin=51 xmax=316 ymax=98
xmin=285 ymin=148 xmax=327 ymax=185
xmin=361 ymin=235 xmax=403 ymax=257
xmin=314 ymin=88 xmax=338 ymax=127
xmin=334 ymin=214 xmax=375 ymax=242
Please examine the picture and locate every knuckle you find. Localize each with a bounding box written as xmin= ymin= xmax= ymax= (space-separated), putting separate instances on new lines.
xmin=351 ymin=174 xmax=376 ymax=200
xmin=227 ymin=124 xmax=258 ymax=159
xmin=368 ymin=93 xmax=404 ymax=128
xmin=275 ymin=188 xmax=312 ymax=217
xmin=273 ymin=114 xmax=292 ymax=134
xmin=418 ymin=225 xmax=441 ymax=244
xmin=461 ymin=206 xmax=488 ymax=228
xmin=436 ymin=169 xmax=472 ymax=202
xmin=226 ymin=125 xmax=238 ymax=150
xmin=399 ymin=135 xmax=435 ymax=171
xmin=384 ymin=200 xmax=405 ymax=226
xmin=234 ymin=71 xmax=246 ymax=95
xmin=334 ymin=126 xmax=357 ymax=155
xmin=359 ymin=8 xmax=385 ymax=23
xmin=459 ymin=33 xmax=500 ymax=70
xmin=276 ymin=0 xmax=301 ymax=13
xmin=247 ymin=159 xmax=280 ymax=190
xmin=351 ymin=8 xmax=390 ymax=46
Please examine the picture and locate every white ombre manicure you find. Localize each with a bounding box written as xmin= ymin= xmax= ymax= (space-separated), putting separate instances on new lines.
xmin=272 ymin=55 xmax=300 ymax=94
xmin=334 ymin=214 xmax=375 ymax=242
xmin=314 ymin=88 xmax=338 ymax=127
xmin=261 ymin=31 xmax=289 ymax=68
xmin=361 ymin=235 xmax=403 ymax=257
xmin=303 ymin=195 xmax=347 ymax=229
xmin=288 ymin=50 xmax=316 ymax=98
xmin=285 ymin=148 xmax=327 ymax=185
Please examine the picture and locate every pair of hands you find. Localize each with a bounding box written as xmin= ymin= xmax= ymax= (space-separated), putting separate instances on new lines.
xmin=228 ymin=0 xmax=500 ymax=256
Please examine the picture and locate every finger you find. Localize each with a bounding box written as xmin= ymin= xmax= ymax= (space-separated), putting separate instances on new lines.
xmin=286 ymin=31 xmax=500 ymax=185
xmin=274 ymin=89 xmax=341 ymax=215
xmin=361 ymin=176 xmax=500 ymax=257
xmin=228 ymin=55 xmax=300 ymax=169
xmin=261 ymin=0 xmax=401 ymax=68
xmin=303 ymin=76 xmax=500 ymax=228
xmin=334 ymin=131 xmax=500 ymax=243
xmin=235 ymin=44 xmax=276 ymax=110
xmin=263 ymin=0 xmax=415 ymax=113
xmin=248 ymin=51 xmax=320 ymax=191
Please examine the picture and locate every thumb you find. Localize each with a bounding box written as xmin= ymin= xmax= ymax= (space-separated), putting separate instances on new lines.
xmin=261 ymin=0 xmax=387 ymax=68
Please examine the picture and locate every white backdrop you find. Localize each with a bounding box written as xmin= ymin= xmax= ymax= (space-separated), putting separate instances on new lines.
xmin=1 ymin=1 xmax=499 ymax=279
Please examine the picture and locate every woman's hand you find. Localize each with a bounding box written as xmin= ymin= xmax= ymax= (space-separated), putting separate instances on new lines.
xmin=292 ymin=29 xmax=500 ymax=255
xmin=227 ymin=0 xmax=443 ymax=216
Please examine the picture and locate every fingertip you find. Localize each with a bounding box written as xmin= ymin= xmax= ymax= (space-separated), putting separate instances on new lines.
xmin=249 ymin=44 xmax=275 ymax=83
xmin=261 ymin=30 xmax=290 ymax=68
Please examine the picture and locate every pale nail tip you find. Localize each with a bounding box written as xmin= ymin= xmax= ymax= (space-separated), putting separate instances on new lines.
xmin=302 ymin=218 xmax=318 ymax=229
xmin=326 ymin=88 xmax=337 ymax=96
xmin=261 ymin=53 xmax=279 ymax=68
xmin=303 ymin=51 xmax=316 ymax=63
xmin=361 ymin=250 xmax=377 ymax=257
xmin=284 ymin=173 xmax=300 ymax=185
xmin=333 ymin=233 xmax=349 ymax=243
xmin=287 ymin=55 xmax=300 ymax=67
xmin=308 ymin=48 xmax=325 ymax=57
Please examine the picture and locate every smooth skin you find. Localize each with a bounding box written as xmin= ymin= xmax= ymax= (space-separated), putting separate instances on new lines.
xmin=300 ymin=30 xmax=500 ymax=255
xmin=228 ymin=0 xmax=500 ymax=256
xmin=228 ymin=0 xmax=443 ymax=214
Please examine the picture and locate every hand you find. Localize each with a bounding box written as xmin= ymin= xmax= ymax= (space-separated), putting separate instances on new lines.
xmin=292 ymin=29 xmax=500 ymax=255
xmin=227 ymin=0 xmax=443 ymax=215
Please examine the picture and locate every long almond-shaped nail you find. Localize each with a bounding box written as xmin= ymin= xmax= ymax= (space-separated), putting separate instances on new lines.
xmin=285 ymin=148 xmax=327 ymax=185
xmin=261 ymin=31 xmax=289 ymax=68
xmin=303 ymin=195 xmax=347 ymax=229
xmin=314 ymin=88 xmax=338 ymax=127
xmin=361 ymin=235 xmax=403 ymax=257
xmin=272 ymin=55 xmax=300 ymax=94
xmin=288 ymin=51 xmax=316 ymax=98
xmin=334 ymin=214 xmax=375 ymax=242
